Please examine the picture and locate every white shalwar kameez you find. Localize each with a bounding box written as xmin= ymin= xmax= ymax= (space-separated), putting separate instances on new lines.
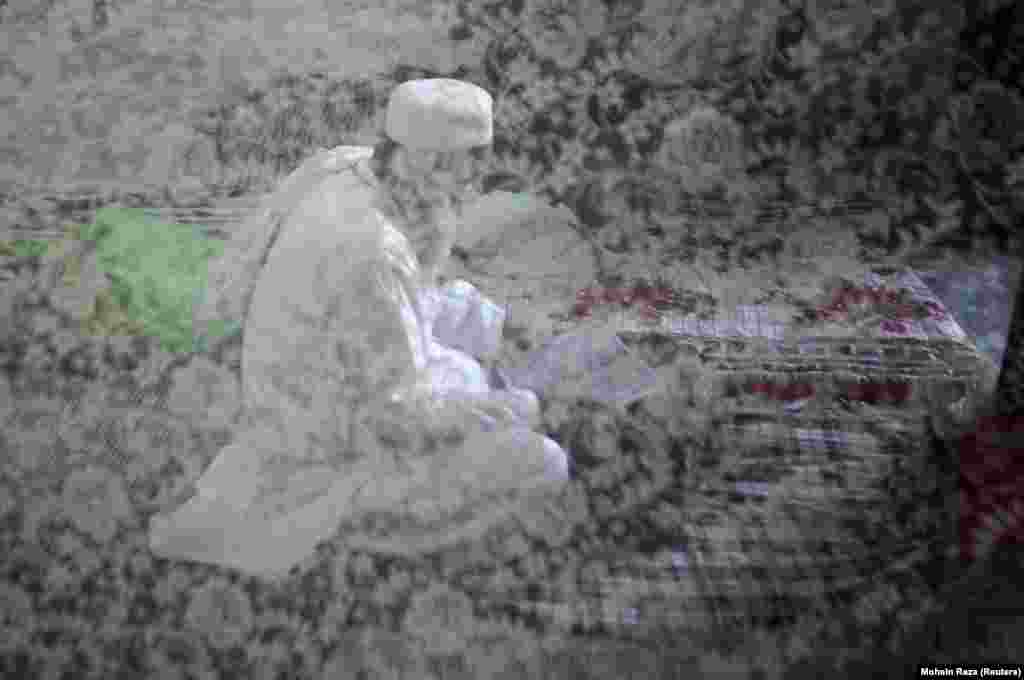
xmin=149 ymin=147 xmax=570 ymax=577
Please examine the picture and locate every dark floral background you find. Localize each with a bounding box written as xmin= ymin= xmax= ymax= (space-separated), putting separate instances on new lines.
xmin=172 ymin=0 xmax=1024 ymax=267
xmin=2 ymin=0 xmax=1024 ymax=678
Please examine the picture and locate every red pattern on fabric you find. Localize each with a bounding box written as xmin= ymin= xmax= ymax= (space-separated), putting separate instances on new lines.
xmin=958 ymin=415 xmax=1024 ymax=563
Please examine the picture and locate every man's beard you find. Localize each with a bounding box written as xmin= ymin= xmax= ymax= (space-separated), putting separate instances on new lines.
xmin=378 ymin=176 xmax=458 ymax=278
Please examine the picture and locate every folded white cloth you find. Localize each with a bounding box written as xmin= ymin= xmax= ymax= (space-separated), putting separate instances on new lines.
xmin=421 ymin=279 xmax=506 ymax=361
xmin=421 ymin=280 xmax=662 ymax=408
xmin=424 ymin=340 xmax=490 ymax=396
xmin=498 ymin=324 xmax=662 ymax=407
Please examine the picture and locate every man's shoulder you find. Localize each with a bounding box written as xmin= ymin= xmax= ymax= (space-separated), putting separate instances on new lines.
xmin=290 ymin=145 xmax=377 ymax=217
xmin=300 ymin=144 xmax=378 ymax=202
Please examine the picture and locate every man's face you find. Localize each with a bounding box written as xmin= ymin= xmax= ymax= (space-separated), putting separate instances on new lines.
xmin=395 ymin=148 xmax=479 ymax=197
xmin=381 ymin=148 xmax=470 ymax=278
xmin=383 ymin=146 xmax=491 ymax=276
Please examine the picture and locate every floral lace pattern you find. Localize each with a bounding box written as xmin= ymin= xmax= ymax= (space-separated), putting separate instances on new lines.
xmin=4 ymin=0 xmax=1023 ymax=673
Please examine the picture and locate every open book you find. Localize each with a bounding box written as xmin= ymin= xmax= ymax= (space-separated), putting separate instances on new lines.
xmin=425 ymin=278 xmax=662 ymax=408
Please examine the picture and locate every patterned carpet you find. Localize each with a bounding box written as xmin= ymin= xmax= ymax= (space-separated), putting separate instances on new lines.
xmin=3 ymin=0 xmax=1023 ymax=674
xmin=0 ymin=195 xmax=1013 ymax=679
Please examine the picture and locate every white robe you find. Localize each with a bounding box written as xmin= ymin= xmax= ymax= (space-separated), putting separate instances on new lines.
xmin=149 ymin=147 xmax=569 ymax=577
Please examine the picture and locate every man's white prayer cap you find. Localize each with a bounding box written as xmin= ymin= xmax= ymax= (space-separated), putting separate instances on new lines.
xmin=384 ymin=79 xmax=493 ymax=151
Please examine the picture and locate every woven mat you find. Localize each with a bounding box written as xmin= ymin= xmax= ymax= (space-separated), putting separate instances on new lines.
xmin=513 ymin=335 xmax=957 ymax=635
xmin=486 ymin=263 xmax=983 ymax=636
xmin=487 ymin=261 xmax=1002 ymax=442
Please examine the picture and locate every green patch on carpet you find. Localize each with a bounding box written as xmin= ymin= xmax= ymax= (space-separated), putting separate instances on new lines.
xmin=0 ymin=238 xmax=51 ymax=258
xmin=73 ymin=207 xmax=226 ymax=354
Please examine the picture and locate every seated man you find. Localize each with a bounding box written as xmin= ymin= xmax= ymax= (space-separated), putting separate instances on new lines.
xmin=149 ymin=79 xmax=571 ymax=577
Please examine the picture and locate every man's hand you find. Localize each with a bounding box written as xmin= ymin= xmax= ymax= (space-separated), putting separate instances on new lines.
xmin=319 ymin=145 xmax=374 ymax=172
